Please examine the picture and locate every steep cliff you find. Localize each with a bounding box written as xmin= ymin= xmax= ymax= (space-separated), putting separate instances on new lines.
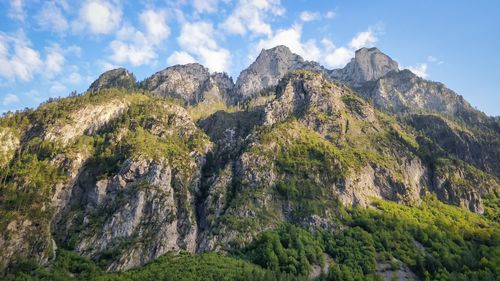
xmin=330 ymin=47 xmax=399 ymax=86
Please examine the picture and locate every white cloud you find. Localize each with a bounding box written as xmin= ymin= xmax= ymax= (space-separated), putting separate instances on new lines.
xmin=2 ymin=94 xmax=20 ymax=106
xmin=98 ymin=60 xmax=120 ymax=72
xmin=8 ymin=0 xmax=25 ymax=22
xmin=177 ymin=21 xmax=231 ymax=72
xmin=300 ymin=11 xmax=320 ymax=22
xmin=109 ymin=9 xmax=169 ymax=66
xmin=253 ymin=23 xmax=380 ymax=69
xmin=76 ymin=0 xmax=122 ymax=34
xmin=325 ymin=11 xmax=336 ymax=19
xmin=67 ymin=72 xmax=82 ymax=84
xmin=167 ymin=51 xmax=196 ymax=66
xmin=50 ymin=82 xmax=68 ymax=94
xmin=324 ymin=46 xmax=353 ymax=69
xmin=255 ymin=24 xmax=320 ymax=61
xmin=0 ymin=32 xmax=44 ymax=82
xmin=36 ymin=2 xmax=69 ymax=33
xmin=193 ymin=0 xmax=225 ymax=13
xmin=349 ymin=29 xmax=378 ymax=50
xmin=24 ymin=90 xmax=42 ymax=103
xmin=140 ymin=10 xmax=170 ymax=44
xmin=66 ymin=45 xmax=82 ymax=57
xmin=406 ymin=63 xmax=428 ymax=78
xmin=45 ymin=47 xmax=65 ymax=77
xmin=110 ymin=39 xmax=156 ymax=66
xmin=321 ymin=27 xmax=381 ymax=68
xmin=427 ymin=55 xmax=444 ymax=65
xmin=222 ymin=0 xmax=284 ymax=37
xmin=0 ymin=33 xmax=81 ymax=82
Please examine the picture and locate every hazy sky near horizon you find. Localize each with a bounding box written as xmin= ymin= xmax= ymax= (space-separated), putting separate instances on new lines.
xmin=0 ymin=0 xmax=499 ymax=115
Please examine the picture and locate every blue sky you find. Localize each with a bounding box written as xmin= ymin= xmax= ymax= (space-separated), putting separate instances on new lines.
xmin=0 ymin=0 xmax=499 ymax=115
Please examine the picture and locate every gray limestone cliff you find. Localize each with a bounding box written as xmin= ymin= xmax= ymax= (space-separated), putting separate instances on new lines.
xmin=330 ymin=47 xmax=399 ymax=85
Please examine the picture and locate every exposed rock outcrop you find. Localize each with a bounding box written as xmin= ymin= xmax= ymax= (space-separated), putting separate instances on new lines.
xmin=331 ymin=47 xmax=399 ymax=85
xmin=88 ymin=68 xmax=136 ymax=92
xmin=234 ymin=45 xmax=327 ymax=102
xmin=0 ymin=128 xmax=19 ymax=167
xmin=70 ymin=158 xmax=200 ymax=271
xmin=198 ymin=71 xmax=431 ymax=251
xmin=42 ymin=100 xmax=129 ymax=144
xmin=139 ymin=63 xmax=234 ymax=106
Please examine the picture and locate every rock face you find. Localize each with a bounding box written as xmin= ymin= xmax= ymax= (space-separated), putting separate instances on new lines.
xmin=88 ymin=68 xmax=136 ymax=92
xmin=41 ymin=100 xmax=129 ymax=144
xmin=234 ymin=45 xmax=327 ymax=102
xmin=0 ymin=128 xmax=19 ymax=167
xmin=196 ymin=71 xmax=494 ymax=253
xmin=49 ymin=99 xmax=211 ymax=271
xmin=139 ymin=63 xmax=234 ymax=105
xmin=407 ymin=114 xmax=500 ymax=177
xmin=357 ymin=70 xmax=488 ymax=124
xmin=330 ymin=47 xmax=485 ymax=125
xmin=331 ymin=47 xmax=399 ymax=85
xmin=260 ymin=71 xmax=427 ymax=208
xmin=64 ymin=158 xmax=199 ymax=271
xmin=199 ymin=71 xmax=429 ymax=251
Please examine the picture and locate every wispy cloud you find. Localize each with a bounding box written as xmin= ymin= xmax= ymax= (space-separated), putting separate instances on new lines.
xmin=167 ymin=51 xmax=196 ymax=66
xmin=192 ymin=0 xmax=228 ymax=13
xmin=255 ymin=24 xmax=320 ymax=61
xmin=300 ymin=11 xmax=321 ymax=22
xmin=109 ymin=9 xmax=170 ymax=66
xmin=407 ymin=63 xmax=428 ymax=78
xmin=36 ymin=2 xmax=69 ymax=33
xmin=221 ymin=0 xmax=284 ymax=37
xmin=0 ymin=31 xmax=44 ymax=82
xmin=2 ymin=94 xmax=20 ymax=106
xmin=8 ymin=0 xmax=25 ymax=22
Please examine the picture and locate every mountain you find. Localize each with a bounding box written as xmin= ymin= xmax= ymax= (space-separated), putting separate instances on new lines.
xmin=0 ymin=46 xmax=499 ymax=281
xmin=330 ymin=48 xmax=500 ymax=178
xmin=139 ymin=63 xmax=234 ymax=106
xmin=234 ymin=45 xmax=327 ymax=102
xmin=330 ymin=47 xmax=400 ymax=85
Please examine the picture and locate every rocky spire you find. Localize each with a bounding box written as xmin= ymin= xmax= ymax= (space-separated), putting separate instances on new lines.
xmin=331 ymin=47 xmax=399 ymax=85
xmin=234 ymin=45 xmax=326 ymax=102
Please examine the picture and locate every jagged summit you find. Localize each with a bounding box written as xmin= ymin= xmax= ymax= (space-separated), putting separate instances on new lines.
xmin=234 ymin=45 xmax=326 ymax=101
xmin=331 ymin=47 xmax=399 ymax=85
xmin=88 ymin=67 xmax=136 ymax=92
xmin=139 ymin=63 xmax=211 ymax=102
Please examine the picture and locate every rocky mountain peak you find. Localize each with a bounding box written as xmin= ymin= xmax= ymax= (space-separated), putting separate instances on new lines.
xmin=234 ymin=45 xmax=326 ymax=102
xmin=88 ymin=68 xmax=136 ymax=92
xmin=139 ymin=63 xmax=214 ymax=105
xmin=332 ymin=47 xmax=399 ymax=85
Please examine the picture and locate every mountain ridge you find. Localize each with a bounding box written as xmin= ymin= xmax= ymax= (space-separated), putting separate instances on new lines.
xmin=0 ymin=45 xmax=499 ymax=281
